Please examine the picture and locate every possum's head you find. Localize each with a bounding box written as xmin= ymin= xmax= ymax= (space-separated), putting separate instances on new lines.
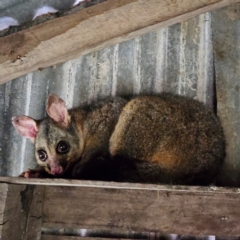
xmin=12 ymin=94 xmax=84 ymax=176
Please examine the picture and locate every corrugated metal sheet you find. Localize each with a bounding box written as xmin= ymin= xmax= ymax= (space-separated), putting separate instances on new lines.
xmin=0 ymin=12 xmax=215 ymax=177
xmin=212 ymin=3 xmax=240 ymax=187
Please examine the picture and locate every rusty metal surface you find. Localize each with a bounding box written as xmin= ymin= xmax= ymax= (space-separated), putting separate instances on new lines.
xmin=0 ymin=12 xmax=215 ymax=177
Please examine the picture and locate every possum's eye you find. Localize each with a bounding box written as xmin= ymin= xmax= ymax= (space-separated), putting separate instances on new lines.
xmin=57 ymin=141 xmax=70 ymax=154
xmin=38 ymin=150 xmax=47 ymax=162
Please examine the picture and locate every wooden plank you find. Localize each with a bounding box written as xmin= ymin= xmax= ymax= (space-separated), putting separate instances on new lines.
xmin=212 ymin=3 xmax=240 ymax=187
xmin=0 ymin=183 xmax=44 ymax=240
xmin=1 ymin=177 xmax=240 ymax=237
xmin=25 ymin=185 xmax=45 ymax=240
xmin=0 ymin=176 xmax=240 ymax=193
xmin=0 ymin=184 xmax=30 ymax=240
xmin=0 ymin=0 xmax=240 ymax=84
xmin=0 ymin=183 xmax=8 ymax=238
xmin=42 ymin=184 xmax=240 ymax=236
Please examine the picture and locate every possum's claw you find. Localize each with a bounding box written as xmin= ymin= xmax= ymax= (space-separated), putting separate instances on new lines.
xmin=19 ymin=168 xmax=44 ymax=178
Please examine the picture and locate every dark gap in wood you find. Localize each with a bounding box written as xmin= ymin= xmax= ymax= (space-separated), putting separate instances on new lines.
xmin=41 ymin=228 xmax=169 ymax=239
xmin=0 ymin=0 xmax=106 ymax=38
xmin=41 ymin=228 xmax=226 ymax=240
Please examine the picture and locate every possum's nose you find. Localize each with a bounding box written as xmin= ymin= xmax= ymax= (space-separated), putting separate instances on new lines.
xmin=50 ymin=165 xmax=63 ymax=175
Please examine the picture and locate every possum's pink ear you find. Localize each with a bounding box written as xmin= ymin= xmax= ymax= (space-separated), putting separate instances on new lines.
xmin=12 ymin=116 xmax=38 ymax=142
xmin=46 ymin=94 xmax=70 ymax=126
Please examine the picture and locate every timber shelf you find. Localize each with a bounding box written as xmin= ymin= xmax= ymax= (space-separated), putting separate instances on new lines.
xmin=0 ymin=176 xmax=239 ymax=239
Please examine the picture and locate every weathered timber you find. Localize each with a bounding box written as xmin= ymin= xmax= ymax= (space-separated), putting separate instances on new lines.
xmin=25 ymin=185 xmax=44 ymax=240
xmin=41 ymin=184 xmax=240 ymax=236
xmin=0 ymin=177 xmax=240 ymax=237
xmin=212 ymin=3 xmax=240 ymax=187
xmin=0 ymin=182 xmax=44 ymax=240
xmin=0 ymin=0 xmax=240 ymax=84
xmin=0 ymin=176 xmax=238 ymax=192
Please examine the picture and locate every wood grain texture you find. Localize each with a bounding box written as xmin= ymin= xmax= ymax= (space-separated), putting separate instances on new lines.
xmin=0 ymin=183 xmax=8 ymax=239
xmin=0 ymin=176 xmax=239 ymax=193
xmin=25 ymin=185 xmax=44 ymax=240
xmin=0 ymin=184 xmax=29 ymax=240
xmin=1 ymin=178 xmax=240 ymax=237
xmin=42 ymin=184 xmax=240 ymax=236
xmin=0 ymin=183 xmax=44 ymax=240
xmin=0 ymin=0 xmax=240 ymax=84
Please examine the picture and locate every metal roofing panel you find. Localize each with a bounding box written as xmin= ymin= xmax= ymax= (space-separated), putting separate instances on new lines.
xmin=212 ymin=3 xmax=240 ymax=186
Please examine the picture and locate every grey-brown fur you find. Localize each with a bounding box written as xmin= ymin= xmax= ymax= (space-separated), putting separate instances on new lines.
xmin=12 ymin=93 xmax=225 ymax=185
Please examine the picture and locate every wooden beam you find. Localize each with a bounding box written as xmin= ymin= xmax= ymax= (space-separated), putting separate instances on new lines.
xmin=25 ymin=185 xmax=44 ymax=240
xmin=0 ymin=176 xmax=236 ymax=192
xmin=0 ymin=0 xmax=240 ymax=84
xmin=0 ymin=178 xmax=240 ymax=236
xmin=41 ymin=184 xmax=240 ymax=236
xmin=0 ymin=183 xmax=44 ymax=240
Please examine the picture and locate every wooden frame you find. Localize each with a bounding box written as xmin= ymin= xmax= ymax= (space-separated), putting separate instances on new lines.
xmin=0 ymin=0 xmax=240 ymax=84
xmin=0 ymin=177 xmax=240 ymax=239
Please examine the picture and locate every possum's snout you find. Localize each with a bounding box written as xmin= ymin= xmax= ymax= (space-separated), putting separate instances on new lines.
xmin=50 ymin=165 xmax=63 ymax=175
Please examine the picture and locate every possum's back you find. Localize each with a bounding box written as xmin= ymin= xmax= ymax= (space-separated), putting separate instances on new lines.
xmin=109 ymin=94 xmax=225 ymax=185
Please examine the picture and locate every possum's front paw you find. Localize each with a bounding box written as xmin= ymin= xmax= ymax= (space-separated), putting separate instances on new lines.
xmin=72 ymin=156 xmax=109 ymax=180
xmin=19 ymin=168 xmax=44 ymax=178
xmin=72 ymin=163 xmax=84 ymax=179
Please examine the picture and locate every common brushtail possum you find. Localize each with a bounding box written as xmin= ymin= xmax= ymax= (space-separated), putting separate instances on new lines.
xmin=12 ymin=93 xmax=225 ymax=185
